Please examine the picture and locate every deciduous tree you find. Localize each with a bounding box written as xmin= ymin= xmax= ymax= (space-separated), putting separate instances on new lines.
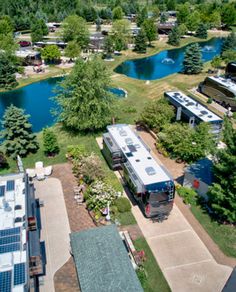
xmin=61 ymin=15 xmax=89 ymax=49
xmin=55 ymin=56 xmax=115 ymax=131
xmin=64 ymin=41 xmax=81 ymax=60
xmin=42 ymin=45 xmax=61 ymax=64
xmin=112 ymin=6 xmax=124 ymax=20
xmin=142 ymin=18 xmax=157 ymax=46
xmin=141 ymin=98 xmax=175 ymax=132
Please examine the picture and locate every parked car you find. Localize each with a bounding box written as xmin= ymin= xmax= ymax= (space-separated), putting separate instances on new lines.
xmin=18 ymin=40 xmax=31 ymax=47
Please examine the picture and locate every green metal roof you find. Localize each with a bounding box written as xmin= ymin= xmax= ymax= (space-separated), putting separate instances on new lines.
xmin=70 ymin=225 xmax=143 ymax=292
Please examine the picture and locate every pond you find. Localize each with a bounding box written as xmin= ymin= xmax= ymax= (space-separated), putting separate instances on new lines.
xmin=115 ymin=37 xmax=224 ymax=80
xmin=0 ymin=78 xmax=126 ymax=133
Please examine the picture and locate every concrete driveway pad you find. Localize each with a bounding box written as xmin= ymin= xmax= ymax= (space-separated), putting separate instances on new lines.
xmin=134 ymin=205 xmax=192 ymax=238
xmin=35 ymin=178 xmax=71 ymax=292
xmin=130 ymin=201 xmax=232 ymax=292
xmin=148 ymin=230 xmax=212 ymax=269
xmin=165 ymin=260 xmax=231 ymax=292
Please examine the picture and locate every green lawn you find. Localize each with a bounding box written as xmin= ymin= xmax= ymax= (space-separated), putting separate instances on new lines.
xmin=134 ymin=237 xmax=171 ymax=292
xmin=191 ymin=203 xmax=236 ymax=258
xmin=0 ymin=124 xmax=122 ymax=191
xmin=117 ymin=211 xmax=137 ymax=225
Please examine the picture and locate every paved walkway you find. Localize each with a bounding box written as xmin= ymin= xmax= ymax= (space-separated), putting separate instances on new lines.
xmin=52 ymin=163 xmax=96 ymax=292
xmin=34 ymin=178 xmax=71 ymax=292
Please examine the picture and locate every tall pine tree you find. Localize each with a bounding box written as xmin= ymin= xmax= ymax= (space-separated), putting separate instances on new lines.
xmin=0 ymin=53 xmax=18 ymax=89
xmin=168 ymin=26 xmax=180 ymax=46
xmin=182 ymin=43 xmax=203 ymax=74
xmin=221 ymin=31 xmax=236 ymax=54
xmin=1 ymin=105 xmax=39 ymax=158
xmin=134 ymin=29 xmax=147 ymax=53
xmin=195 ymin=23 xmax=208 ymax=39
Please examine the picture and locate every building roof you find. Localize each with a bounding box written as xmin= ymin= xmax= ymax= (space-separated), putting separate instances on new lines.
xmin=207 ymin=76 xmax=236 ymax=95
xmin=70 ymin=225 xmax=143 ymax=292
xmin=165 ymin=91 xmax=222 ymax=123
xmin=16 ymin=50 xmax=40 ymax=58
xmin=0 ymin=173 xmax=27 ymax=292
xmin=185 ymin=158 xmax=214 ymax=185
xmin=107 ymin=124 xmax=172 ymax=186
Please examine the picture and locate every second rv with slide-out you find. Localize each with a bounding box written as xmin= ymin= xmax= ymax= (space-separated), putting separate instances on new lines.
xmin=102 ymin=124 xmax=175 ymax=219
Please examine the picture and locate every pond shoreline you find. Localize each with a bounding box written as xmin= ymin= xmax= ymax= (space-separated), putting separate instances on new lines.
xmin=0 ymin=32 xmax=226 ymax=94
xmin=114 ymin=37 xmax=224 ymax=80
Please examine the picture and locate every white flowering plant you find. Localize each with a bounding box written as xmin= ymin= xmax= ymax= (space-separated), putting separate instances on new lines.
xmin=85 ymin=180 xmax=120 ymax=211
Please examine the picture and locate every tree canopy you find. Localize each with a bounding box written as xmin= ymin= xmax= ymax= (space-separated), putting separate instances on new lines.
xmin=158 ymin=122 xmax=214 ymax=163
xmin=0 ymin=52 xmax=18 ymax=89
xmin=55 ymin=56 xmax=115 ymax=131
xmin=142 ymin=18 xmax=157 ymax=45
xmin=134 ymin=28 xmax=147 ymax=53
xmin=141 ymin=98 xmax=175 ymax=132
xmin=168 ymin=26 xmax=180 ymax=46
xmin=61 ymin=15 xmax=89 ymax=48
xmin=208 ymin=118 xmax=236 ymax=223
xmin=31 ymin=18 xmax=48 ymax=43
xmin=64 ymin=41 xmax=81 ymax=60
xmin=41 ymin=45 xmax=61 ymax=64
xmin=0 ymin=105 xmax=39 ymax=158
xmin=182 ymin=43 xmax=203 ymax=74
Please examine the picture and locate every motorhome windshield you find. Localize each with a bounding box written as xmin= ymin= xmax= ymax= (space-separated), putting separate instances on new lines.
xmin=148 ymin=192 xmax=169 ymax=203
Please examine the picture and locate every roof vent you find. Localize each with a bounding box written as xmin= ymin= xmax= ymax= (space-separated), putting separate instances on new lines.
xmin=125 ymin=138 xmax=133 ymax=145
xmin=15 ymin=205 xmax=22 ymax=210
xmin=119 ymin=130 xmax=127 ymax=137
xmin=145 ymin=167 xmax=156 ymax=176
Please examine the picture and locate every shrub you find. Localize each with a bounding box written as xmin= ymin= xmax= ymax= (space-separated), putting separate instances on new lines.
xmin=177 ymin=186 xmax=197 ymax=205
xmin=85 ymin=180 xmax=119 ymax=211
xmin=115 ymin=197 xmax=131 ymax=213
xmin=43 ymin=128 xmax=59 ymax=156
xmin=73 ymin=153 xmax=105 ymax=184
xmin=66 ymin=144 xmax=87 ymax=161
xmin=207 ymin=97 xmax=213 ymax=104
xmin=136 ymin=267 xmax=148 ymax=286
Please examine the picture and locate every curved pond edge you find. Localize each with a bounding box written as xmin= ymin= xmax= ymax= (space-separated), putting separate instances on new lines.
xmin=113 ymin=35 xmax=225 ymax=76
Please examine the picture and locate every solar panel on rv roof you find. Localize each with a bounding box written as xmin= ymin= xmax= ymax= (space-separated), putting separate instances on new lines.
xmin=0 ymin=243 xmax=21 ymax=254
xmin=0 ymin=235 xmax=21 ymax=246
xmin=6 ymin=180 xmax=15 ymax=191
xmin=14 ymin=263 xmax=26 ymax=286
xmin=0 ymin=270 xmax=12 ymax=292
xmin=0 ymin=227 xmax=21 ymax=237
xmin=0 ymin=185 xmax=5 ymax=197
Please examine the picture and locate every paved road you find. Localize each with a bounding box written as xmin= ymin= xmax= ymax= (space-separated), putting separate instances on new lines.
xmin=34 ymin=178 xmax=71 ymax=292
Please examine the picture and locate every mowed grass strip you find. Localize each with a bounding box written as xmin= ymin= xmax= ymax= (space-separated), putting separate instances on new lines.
xmin=191 ymin=204 xmax=236 ymax=258
xmin=134 ymin=237 xmax=171 ymax=292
